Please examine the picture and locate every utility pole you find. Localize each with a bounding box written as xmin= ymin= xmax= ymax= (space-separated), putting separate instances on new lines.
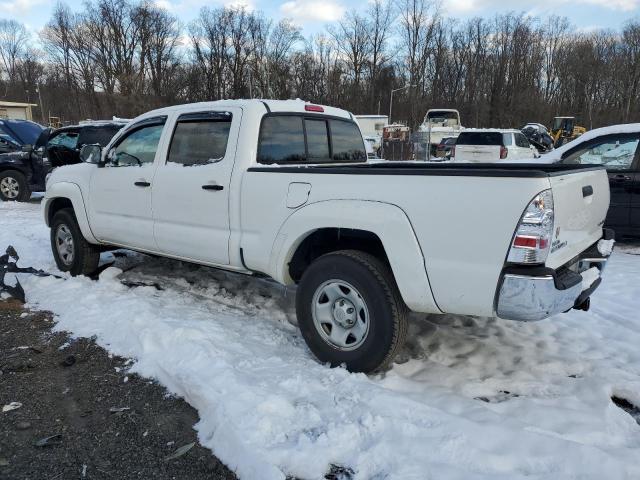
xmin=389 ymin=85 xmax=415 ymax=124
xmin=36 ymin=83 xmax=45 ymax=124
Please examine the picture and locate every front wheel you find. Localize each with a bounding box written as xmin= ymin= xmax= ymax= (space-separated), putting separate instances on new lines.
xmin=0 ymin=170 xmax=31 ymax=202
xmin=296 ymin=250 xmax=408 ymax=373
xmin=50 ymin=209 xmax=101 ymax=276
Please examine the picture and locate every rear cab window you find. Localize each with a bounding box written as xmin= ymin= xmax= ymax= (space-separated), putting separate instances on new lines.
xmin=456 ymin=132 xmax=504 ymax=146
xmin=257 ymin=114 xmax=366 ymax=164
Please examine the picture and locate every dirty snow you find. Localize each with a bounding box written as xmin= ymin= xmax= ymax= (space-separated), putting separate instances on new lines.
xmin=2 ymin=200 xmax=640 ymax=479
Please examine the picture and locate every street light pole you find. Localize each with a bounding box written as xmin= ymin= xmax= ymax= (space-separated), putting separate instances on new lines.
xmin=388 ymin=84 xmax=415 ymax=124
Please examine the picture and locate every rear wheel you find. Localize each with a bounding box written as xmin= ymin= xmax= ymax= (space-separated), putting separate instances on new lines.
xmin=0 ymin=170 xmax=31 ymax=202
xmin=50 ymin=209 xmax=100 ymax=276
xmin=296 ymin=250 xmax=408 ymax=373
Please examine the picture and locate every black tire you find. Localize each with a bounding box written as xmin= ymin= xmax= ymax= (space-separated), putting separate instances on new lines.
xmin=50 ymin=208 xmax=100 ymax=276
xmin=296 ymin=250 xmax=408 ymax=373
xmin=0 ymin=169 xmax=31 ymax=202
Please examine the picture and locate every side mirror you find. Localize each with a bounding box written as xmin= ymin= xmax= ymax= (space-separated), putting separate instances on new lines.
xmin=21 ymin=144 xmax=33 ymax=153
xmin=80 ymin=144 xmax=103 ymax=165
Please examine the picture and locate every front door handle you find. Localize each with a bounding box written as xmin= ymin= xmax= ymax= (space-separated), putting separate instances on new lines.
xmin=202 ymin=184 xmax=224 ymax=191
xmin=134 ymin=181 xmax=151 ymax=187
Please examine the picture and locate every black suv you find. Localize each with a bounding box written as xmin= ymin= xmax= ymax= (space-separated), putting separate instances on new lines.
xmin=0 ymin=121 xmax=125 ymax=201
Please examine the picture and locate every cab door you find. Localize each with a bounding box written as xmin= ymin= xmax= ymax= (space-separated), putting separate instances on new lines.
xmin=559 ymin=133 xmax=640 ymax=235
xmin=87 ymin=117 xmax=167 ymax=250
xmin=152 ymin=107 xmax=241 ymax=266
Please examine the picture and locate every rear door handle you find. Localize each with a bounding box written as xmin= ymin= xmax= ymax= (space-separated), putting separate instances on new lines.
xmin=134 ymin=181 xmax=151 ymax=187
xmin=612 ymin=174 xmax=631 ymax=181
xmin=582 ymin=185 xmax=593 ymax=197
xmin=202 ymin=184 xmax=224 ymax=191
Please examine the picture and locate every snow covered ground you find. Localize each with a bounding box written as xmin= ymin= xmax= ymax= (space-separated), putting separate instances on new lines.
xmin=2 ymin=199 xmax=640 ymax=480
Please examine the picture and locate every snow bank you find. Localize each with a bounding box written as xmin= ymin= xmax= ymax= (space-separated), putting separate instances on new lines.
xmin=2 ymin=200 xmax=640 ymax=479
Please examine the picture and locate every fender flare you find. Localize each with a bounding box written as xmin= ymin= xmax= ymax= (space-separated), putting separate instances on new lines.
xmin=270 ymin=199 xmax=441 ymax=314
xmin=43 ymin=182 xmax=98 ymax=244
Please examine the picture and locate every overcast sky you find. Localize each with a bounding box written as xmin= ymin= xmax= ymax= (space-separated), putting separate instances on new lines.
xmin=2 ymin=0 xmax=638 ymax=36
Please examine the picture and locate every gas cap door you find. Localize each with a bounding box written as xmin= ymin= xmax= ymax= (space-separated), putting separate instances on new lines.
xmin=286 ymin=182 xmax=311 ymax=209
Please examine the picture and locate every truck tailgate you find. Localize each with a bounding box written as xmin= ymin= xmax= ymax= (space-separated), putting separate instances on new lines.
xmin=546 ymin=168 xmax=610 ymax=269
xmin=456 ymin=145 xmax=500 ymax=162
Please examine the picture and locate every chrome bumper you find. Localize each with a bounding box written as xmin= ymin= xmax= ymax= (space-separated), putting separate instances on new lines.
xmin=496 ymin=237 xmax=612 ymax=322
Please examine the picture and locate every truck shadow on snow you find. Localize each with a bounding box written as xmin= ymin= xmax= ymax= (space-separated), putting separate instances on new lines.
xmin=91 ymin=249 xmax=640 ymax=420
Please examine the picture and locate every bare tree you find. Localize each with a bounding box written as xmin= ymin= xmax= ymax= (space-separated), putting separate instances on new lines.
xmin=0 ymin=19 xmax=29 ymax=89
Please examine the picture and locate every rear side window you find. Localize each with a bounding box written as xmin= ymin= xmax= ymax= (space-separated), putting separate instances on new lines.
xmin=168 ymin=112 xmax=232 ymax=166
xmin=515 ymin=133 xmax=530 ymax=148
xmin=456 ymin=132 xmax=503 ymax=146
xmin=330 ymin=120 xmax=367 ymax=161
xmin=502 ymin=133 xmax=513 ymax=146
xmin=49 ymin=131 xmax=79 ymax=149
xmin=258 ymin=114 xmax=366 ymax=164
xmin=78 ymin=126 xmax=122 ymax=147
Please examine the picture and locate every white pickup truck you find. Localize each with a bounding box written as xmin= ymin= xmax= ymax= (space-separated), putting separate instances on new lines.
xmin=43 ymin=99 xmax=614 ymax=373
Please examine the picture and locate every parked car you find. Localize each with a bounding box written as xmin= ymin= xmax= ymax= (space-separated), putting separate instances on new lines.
xmin=0 ymin=120 xmax=125 ymax=201
xmin=521 ymin=123 xmax=554 ymax=153
xmin=453 ymin=129 xmax=538 ymax=162
xmin=542 ymin=124 xmax=640 ymax=238
xmin=434 ymin=136 xmax=456 ymax=159
xmin=43 ymin=99 xmax=612 ymax=373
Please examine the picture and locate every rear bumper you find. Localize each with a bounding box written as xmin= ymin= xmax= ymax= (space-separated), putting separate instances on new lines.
xmin=496 ymin=231 xmax=613 ymax=321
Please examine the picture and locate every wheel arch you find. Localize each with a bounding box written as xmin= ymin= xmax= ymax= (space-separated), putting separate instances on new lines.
xmin=44 ymin=182 xmax=98 ymax=244
xmin=270 ymin=199 xmax=441 ymax=313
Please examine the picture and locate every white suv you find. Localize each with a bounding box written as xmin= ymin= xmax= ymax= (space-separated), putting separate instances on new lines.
xmin=453 ymin=129 xmax=538 ymax=162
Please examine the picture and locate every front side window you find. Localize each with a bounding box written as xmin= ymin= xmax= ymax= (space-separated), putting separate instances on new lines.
xmin=168 ymin=114 xmax=231 ymax=166
xmin=561 ymin=135 xmax=640 ymax=170
xmin=329 ymin=119 xmax=367 ymax=161
xmin=258 ymin=116 xmax=305 ymax=164
xmin=108 ymin=123 xmax=164 ymax=167
xmin=49 ymin=131 xmax=79 ymax=150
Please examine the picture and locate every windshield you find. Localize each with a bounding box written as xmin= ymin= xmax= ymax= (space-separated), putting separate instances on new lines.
xmin=426 ymin=111 xmax=459 ymax=127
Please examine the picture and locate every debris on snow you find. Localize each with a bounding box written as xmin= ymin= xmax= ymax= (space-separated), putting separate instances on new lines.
xmin=2 ymin=402 xmax=22 ymax=413
xmin=33 ymin=434 xmax=62 ymax=447
xmin=164 ymin=442 xmax=195 ymax=462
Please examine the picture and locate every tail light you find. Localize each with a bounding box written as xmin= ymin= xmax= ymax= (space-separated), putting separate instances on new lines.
xmin=451 ymin=146 xmax=455 ymax=158
xmin=500 ymin=146 xmax=508 ymax=159
xmin=507 ymin=189 xmax=554 ymax=264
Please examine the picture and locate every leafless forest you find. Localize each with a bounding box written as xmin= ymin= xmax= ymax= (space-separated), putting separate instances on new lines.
xmin=1 ymin=0 xmax=639 ymax=128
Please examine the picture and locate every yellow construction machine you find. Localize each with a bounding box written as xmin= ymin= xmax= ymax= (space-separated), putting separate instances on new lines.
xmin=550 ymin=116 xmax=586 ymax=148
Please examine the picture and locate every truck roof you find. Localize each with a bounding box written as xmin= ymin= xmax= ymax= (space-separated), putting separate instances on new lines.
xmin=133 ymin=99 xmax=354 ymax=123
